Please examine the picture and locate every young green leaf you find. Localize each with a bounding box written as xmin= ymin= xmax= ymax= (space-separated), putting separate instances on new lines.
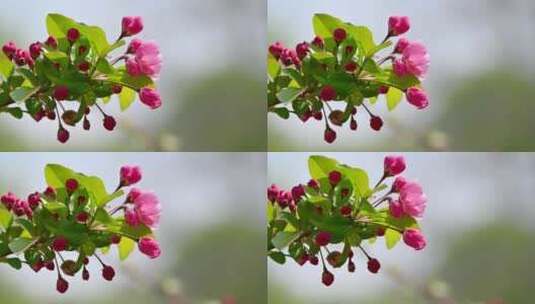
xmin=118 ymin=237 xmax=135 ymax=261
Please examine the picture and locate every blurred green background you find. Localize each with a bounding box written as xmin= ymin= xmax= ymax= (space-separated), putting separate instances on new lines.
xmin=268 ymin=153 xmax=535 ymax=303
xmin=0 ymin=0 xmax=266 ymax=151
xmin=0 ymin=153 xmax=266 ymax=303
xmin=268 ymin=0 xmax=535 ymax=151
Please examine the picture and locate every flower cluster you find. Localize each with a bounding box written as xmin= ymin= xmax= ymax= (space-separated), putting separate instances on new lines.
xmin=267 ymin=155 xmax=427 ymax=286
xmin=0 ymin=164 xmax=161 ymax=293
xmin=267 ymin=14 xmax=430 ymax=143
xmin=0 ymin=14 xmax=162 ymax=143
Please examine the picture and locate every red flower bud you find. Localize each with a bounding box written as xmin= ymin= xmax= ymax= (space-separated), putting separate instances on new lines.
xmin=328 ymin=170 xmax=342 ymax=186
xmin=315 ymin=231 xmax=331 ymax=247
xmin=333 ymin=28 xmax=347 ymax=43
xmin=324 ymin=127 xmax=336 ymax=144
xmin=103 ymin=116 xmax=117 ymax=131
xmin=56 ymin=276 xmax=69 ymax=293
xmin=67 ymin=28 xmax=80 ymax=42
xmin=370 ymin=116 xmax=383 ymax=131
xmin=52 ymin=236 xmax=68 ymax=252
xmin=367 ymin=258 xmax=381 ymax=273
xmin=57 ymin=128 xmax=70 ymax=143
xmin=54 ymin=85 xmax=69 ymax=101
xmin=322 ymin=270 xmax=334 ymax=286
xmin=65 ymin=178 xmax=78 ymax=192
xmin=45 ymin=36 xmax=58 ymax=49
xmin=102 ymin=265 xmax=115 ymax=281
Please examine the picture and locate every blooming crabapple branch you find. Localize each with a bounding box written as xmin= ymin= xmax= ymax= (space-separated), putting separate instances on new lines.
xmin=1 ymin=14 xmax=163 ymax=144
xmin=268 ymin=14 xmax=430 ymax=144
xmin=267 ymin=155 xmax=428 ymax=286
xmin=0 ymin=164 xmax=162 ymax=294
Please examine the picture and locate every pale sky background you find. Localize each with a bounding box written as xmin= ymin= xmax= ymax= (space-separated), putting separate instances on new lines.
xmin=268 ymin=153 xmax=535 ymax=301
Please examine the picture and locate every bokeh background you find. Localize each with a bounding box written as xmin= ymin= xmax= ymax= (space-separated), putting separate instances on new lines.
xmin=268 ymin=153 xmax=535 ymax=303
xmin=268 ymin=0 xmax=535 ymax=151
xmin=0 ymin=153 xmax=266 ymax=303
xmin=0 ymin=0 xmax=266 ymax=151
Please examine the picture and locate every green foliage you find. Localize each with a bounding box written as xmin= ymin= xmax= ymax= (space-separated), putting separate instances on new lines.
xmin=267 ymin=13 xmax=427 ymax=143
xmin=0 ymin=163 xmax=160 ymax=293
xmin=0 ymin=13 xmax=160 ymax=143
xmin=268 ymin=155 xmax=425 ymax=284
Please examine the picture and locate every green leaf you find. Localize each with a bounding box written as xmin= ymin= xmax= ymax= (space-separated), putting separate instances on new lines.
xmin=94 ymin=207 xmax=115 ymax=225
xmin=96 ymin=58 xmax=114 ymax=74
xmin=99 ymin=190 xmax=124 ymax=208
xmin=337 ymin=166 xmax=370 ymax=199
xmin=385 ymin=228 xmax=402 ymax=249
xmin=271 ymin=231 xmax=300 ymax=250
xmin=346 ymin=24 xmax=376 ymax=56
xmin=8 ymin=237 xmax=35 ymax=254
xmin=9 ymin=87 xmax=39 ymax=103
xmin=376 ymin=70 xmax=420 ymax=91
xmin=102 ymin=39 xmax=126 ymax=57
xmin=0 ymin=207 xmax=12 ymax=231
xmin=308 ymin=155 xmax=339 ymax=180
xmin=118 ymin=237 xmax=135 ymax=261
xmin=271 ymin=107 xmax=289 ymax=119
xmin=386 ymin=87 xmax=403 ymax=111
xmin=46 ymin=13 xmax=111 ymax=56
xmin=44 ymin=50 xmax=68 ymax=62
xmin=4 ymin=258 xmax=22 ymax=270
xmin=0 ymin=52 xmax=14 ymax=79
xmin=267 ymin=54 xmax=280 ymax=80
xmin=43 ymin=201 xmax=68 ymax=217
xmin=119 ymin=87 xmax=136 ymax=111
xmin=44 ymin=164 xmax=110 ymax=206
xmin=17 ymin=69 xmax=40 ymax=86
xmin=312 ymin=14 xmax=343 ymax=38
xmin=3 ymin=108 xmax=23 ymax=119
xmin=276 ymin=87 xmax=305 ymax=103
xmin=311 ymin=51 xmax=336 ymax=64
xmin=108 ymin=69 xmax=153 ymax=90
xmin=268 ymin=251 xmax=286 ymax=264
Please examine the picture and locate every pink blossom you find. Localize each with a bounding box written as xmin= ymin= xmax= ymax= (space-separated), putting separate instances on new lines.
xmin=268 ymin=41 xmax=285 ymax=59
xmin=393 ymin=59 xmax=408 ymax=76
xmin=276 ymin=191 xmax=292 ymax=209
xmin=127 ymin=38 xmax=143 ymax=54
xmin=312 ymin=36 xmax=324 ymax=48
xmin=393 ymin=42 xmax=429 ymax=78
xmin=280 ymin=48 xmax=298 ymax=66
xmin=291 ymin=184 xmax=305 ymax=202
xmin=392 ymin=176 xmax=407 ymax=193
xmin=406 ymin=87 xmax=429 ymax=109
xmin=389 ymin=200 xmax=404 ymax=218
xmin=120 ymin=165 xmax=142 ymax=186
xmin=138 ymin=237 xmax=161 ymax=259
xmin=127 ymin=187 xmax=143 ymax=202
xmin=124 ymin=208 xmax=140 ymax=226
xmin=403 ymin=228 xmax=426 ymax=250
xmin=139 ymin=87 xmax=162 ymax=109
xmin=394 ymin=37 xmax=410 ymax=53
xmin=126 ymin=40 xmax=162 ymax=77
xmin=295 ymin=41 xmax=309 ymax=60
xmin=267 ymin=184 xmax=280 ymax=202
xmin=2 ymin=41 xmax=17 ymax=59
xmin=388 ymin=16 xmax=410 ymax=36
xmin=125 ymin=190 xmax=161 ymax=228
xmin=1 ymin=192 xmax=18 ymax=210
xmin=399 ymin=181 xmax=426 ymax=217
xmin=122 ymin=16 xmax=144 ymax=36
xmin=384 ymin=155 xmax=406 ymax=176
